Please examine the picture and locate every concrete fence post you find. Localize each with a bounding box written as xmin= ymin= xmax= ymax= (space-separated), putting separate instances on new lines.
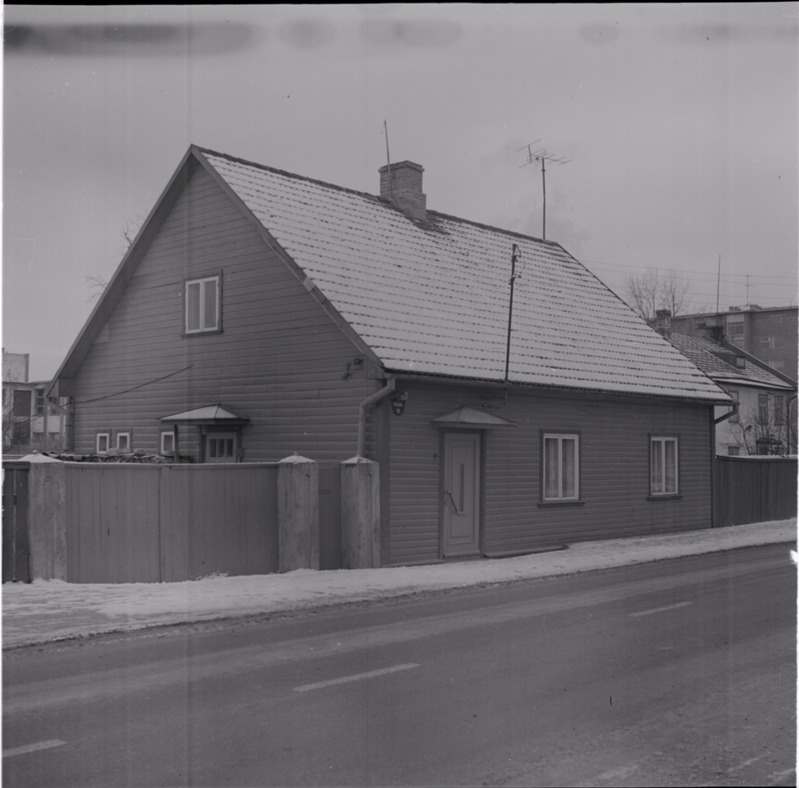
xmin=22 ymin=454 xmax=67 ymax=580
xmin=277 ymin=454 xmax=319 ymax=572
xmin=340 ymin=456 xmax=380 ymax=569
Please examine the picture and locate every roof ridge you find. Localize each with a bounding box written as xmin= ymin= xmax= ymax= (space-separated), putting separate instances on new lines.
xmin=195 ymin=145 xmax=565 ymax=250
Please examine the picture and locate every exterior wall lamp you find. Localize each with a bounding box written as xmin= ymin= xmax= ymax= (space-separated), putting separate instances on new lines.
xmin=391 ymin=391 xmax=408 ymax=416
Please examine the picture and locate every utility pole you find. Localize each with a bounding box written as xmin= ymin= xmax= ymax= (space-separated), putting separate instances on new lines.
xmin=518 ymin=141 xmax=571 ymax=240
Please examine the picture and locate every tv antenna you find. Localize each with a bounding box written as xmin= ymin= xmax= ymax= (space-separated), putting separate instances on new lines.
xmin=518 ymin=141 xmax=571 ymax=240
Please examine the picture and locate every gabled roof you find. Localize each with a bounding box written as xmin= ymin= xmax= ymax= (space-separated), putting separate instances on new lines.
xmin=431 ymin=406 xmax=516 ymax=428
xmin=197 ymin=148 xmax=728 ymax=403
xmin=51 ymin=145 xmax=731 ymax=404
xmin=159 ymin=404 xmax=249 ymax=425
xmin=668 ymin=333 xmax=795 ymax=391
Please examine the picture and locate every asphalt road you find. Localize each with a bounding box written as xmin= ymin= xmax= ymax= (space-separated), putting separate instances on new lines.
xmin=3 ymin=543 xmax=796 ymax=787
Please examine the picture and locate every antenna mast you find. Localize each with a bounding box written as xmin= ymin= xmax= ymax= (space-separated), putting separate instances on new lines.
xmin=518 ymin=141 xmax=571 ymax=240
xmin=504 ymin=244 xmax=521 ymax=384
xmin=383 ymin=120 xmax=393 ymax=200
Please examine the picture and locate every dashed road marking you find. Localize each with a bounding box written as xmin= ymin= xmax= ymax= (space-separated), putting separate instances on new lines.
xmin=294 ymin=663 xmax=420 ymax=693
xmin=3 ymin=740 xmax=67 ymax=758
xmin=630 ymin=601 xmax=692 ymax=617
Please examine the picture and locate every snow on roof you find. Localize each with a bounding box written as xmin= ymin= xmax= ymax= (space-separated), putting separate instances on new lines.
xmin=668 ymin=333 xmax=795 ymax=391
xmin=199 ymin=149 xmax=729 ymax=403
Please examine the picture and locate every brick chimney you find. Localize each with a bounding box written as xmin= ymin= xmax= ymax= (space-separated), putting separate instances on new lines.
xmin=654 ymin=309 xmax=672 ymax=338
xmin=379 ymin=161 xmax=428 ymax=222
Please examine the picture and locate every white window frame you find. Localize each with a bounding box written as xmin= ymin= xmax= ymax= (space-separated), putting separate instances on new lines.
xmin=161 ymin=431 xmax=175 ymax=455
xmin=185 ymin=274 xmax=220 ymax=334
xmin=650 ymin=436 xmax=679 ymax=496
xmin=96 ymin=432 xmax=110 ymax=453
xmin=542 ymin=433 xmax=580 ymax=502
xmin=116 ymin=432 xmax=131 ymax=451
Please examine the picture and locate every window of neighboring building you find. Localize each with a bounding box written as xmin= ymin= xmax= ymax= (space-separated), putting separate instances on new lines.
xmin=161 ymin=431 xmax=175 ymax=455
xmin=774 ymin=395 xmax=785 ymax=426
xmin=185 ymin=275 xmax=220 ymax=334
xmin=12 ymin=389 xmax=32 ymax=417
xmin=727 ymin=445 xmax=740 ymax=456
xmin=728 ymin=390 xmax=739 ymax=422
xmin=650 ymin=436 xmax=679 ymax=496
xmin=35 ymin=388 xmax=45 ymax=416
xmin=542 ymin=433 xmax=580 ymax=501
xmin=116 ymin=432 xmax=131 ymax=451
xmin=96 ymin=433 xmax=110 ymax=453
xmin=758 ymin=393 xmax=769 ymax=424
xmin=727 ymin=319 xmax=744 ymax=347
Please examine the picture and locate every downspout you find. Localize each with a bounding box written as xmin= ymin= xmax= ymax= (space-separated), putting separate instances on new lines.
xmin=714 ymin=401 xmax=738 ymax=425
xmin=356 ymin=376 xmax=396 ymax=459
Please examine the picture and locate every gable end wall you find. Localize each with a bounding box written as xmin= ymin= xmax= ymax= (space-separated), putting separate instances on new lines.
xmin=70 ymin=166 xmax=377 ymax=461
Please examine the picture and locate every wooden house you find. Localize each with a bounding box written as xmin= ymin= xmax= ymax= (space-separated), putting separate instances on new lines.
xmin=50 ymin=146 xmax=731 ymax=566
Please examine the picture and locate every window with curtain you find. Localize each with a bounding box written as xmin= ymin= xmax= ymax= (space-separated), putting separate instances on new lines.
xmin=543 ymin=433 xmax=579 ymax=501
xmin=651 ymin=436 xmax=678 ymax=495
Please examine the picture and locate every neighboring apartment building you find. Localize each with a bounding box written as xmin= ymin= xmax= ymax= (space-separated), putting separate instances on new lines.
xmin=670 ymin=305 xmax=798 ymax=380
xmin=2 ymin=349 xmax=66 ymax=455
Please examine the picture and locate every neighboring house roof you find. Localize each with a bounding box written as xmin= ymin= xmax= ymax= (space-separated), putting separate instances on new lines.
xmin=51 ymin=145 xmax=731 ymax=404
xmin=668 ymin=332 xmax=795 ymax=391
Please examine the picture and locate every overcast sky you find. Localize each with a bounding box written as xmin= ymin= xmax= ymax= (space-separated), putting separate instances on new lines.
xmin=3 ymin=3 xmax=798 ymax=380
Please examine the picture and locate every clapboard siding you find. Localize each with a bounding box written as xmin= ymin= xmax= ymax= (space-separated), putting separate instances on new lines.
xmin=72 ymin=166 xmax=377 ymax=461
xmin=386 ymin=380 xmax=713 ymax=565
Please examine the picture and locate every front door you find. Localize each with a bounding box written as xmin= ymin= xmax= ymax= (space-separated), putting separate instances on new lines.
xmin=441 ymin=432 xmax=481 ymax=557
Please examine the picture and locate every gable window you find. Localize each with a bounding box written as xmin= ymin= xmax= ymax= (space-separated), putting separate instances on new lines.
xmin=161 ymin=431 xmax=175 ymax=455
xmin=116 ymin=432 xmax=131 ymax=451
xmin=96 ymin=432 xmax=110 ymax=453
xmin=185 ymin=275 xmax=220 ymax=334
xmin=542 ymin=433 xmax=580 ymax=501
xmin=650 ymin=436 xmax=679 ymax=496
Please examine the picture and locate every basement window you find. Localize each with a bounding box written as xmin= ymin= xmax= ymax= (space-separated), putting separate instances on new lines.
xmin=185 ymin=274 xmax=221 ymax=334
xmin=96 ymin=432 xmax=110 ymax=453
xmin=116 ymin=432 xmax=131 ymax=451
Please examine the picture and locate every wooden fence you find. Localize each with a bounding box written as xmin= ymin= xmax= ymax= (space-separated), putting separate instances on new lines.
xmin=713 ymin=456 xmax=797 ymax=527
xmin=3 ymin=459 xmax=344 ymax=584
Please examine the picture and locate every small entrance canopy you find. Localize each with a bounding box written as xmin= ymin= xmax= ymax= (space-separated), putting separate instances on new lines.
xmin=431 ymin=406 xmax=516 ymax=429
xmin=159 ymin=404 xmax=250 ymax=426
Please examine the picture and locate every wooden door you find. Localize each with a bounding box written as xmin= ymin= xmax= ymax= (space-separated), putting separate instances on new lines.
xmin=441 ymin=432 xmax=481 ymax=557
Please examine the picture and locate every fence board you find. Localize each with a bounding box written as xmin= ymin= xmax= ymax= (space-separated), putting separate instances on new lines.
xmin=2 ymin=465 xmax=30 ymax=583
xmin=63 ymin=463 xmax=280 ymax=583
xmin=318 ymin=463 xmax=342 ymax=570
xmin=65 ymin=465 xmax=162 ymax=583
xmin=714 ymin=457 xmax=797 ymax=527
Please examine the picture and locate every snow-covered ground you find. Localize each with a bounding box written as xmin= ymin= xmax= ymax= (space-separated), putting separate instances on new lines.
xmin=2 ymin=519 xmax=795 ymax=649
